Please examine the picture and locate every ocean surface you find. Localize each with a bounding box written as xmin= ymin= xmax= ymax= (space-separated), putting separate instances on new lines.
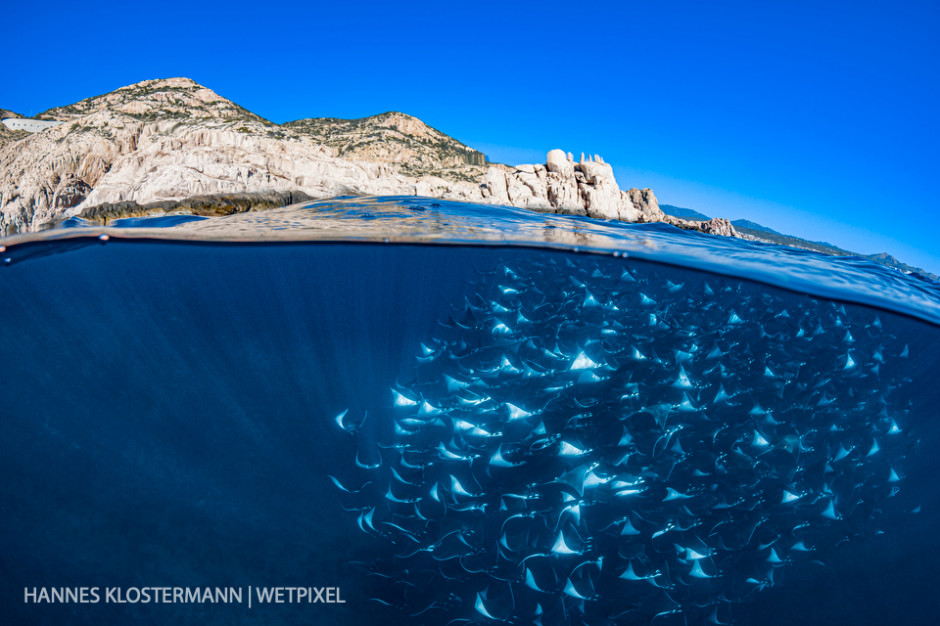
xmin=2 ymin=196 xmax=939 ymax=625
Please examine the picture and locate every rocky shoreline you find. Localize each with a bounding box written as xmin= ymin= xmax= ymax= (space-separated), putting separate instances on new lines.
xmin=68 ymin=189 xmax=318 ymax=225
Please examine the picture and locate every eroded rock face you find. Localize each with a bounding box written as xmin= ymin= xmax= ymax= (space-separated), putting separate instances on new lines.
xmin=0 ymin=78 xmax=737 ymax=239
xmin=52 ymin=175 xmax=92 ymax=209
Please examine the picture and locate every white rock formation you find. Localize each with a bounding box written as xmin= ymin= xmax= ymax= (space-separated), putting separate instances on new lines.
xmin=546 ymin=148 xmax=574 ymax=178
xmin=474 ymin=152 xmax=664 ymax=223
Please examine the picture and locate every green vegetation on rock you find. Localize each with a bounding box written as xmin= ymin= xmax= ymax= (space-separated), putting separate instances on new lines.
xmin=284 ymin=111 xmax=486 ymax=178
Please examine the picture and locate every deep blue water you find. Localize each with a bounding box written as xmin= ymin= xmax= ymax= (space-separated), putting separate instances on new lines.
xmin=2 ymin=197 xmax=939 ymax=625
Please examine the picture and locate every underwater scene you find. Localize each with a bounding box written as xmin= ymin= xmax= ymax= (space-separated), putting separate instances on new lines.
xmin=1 ymin=197 xmax=939 ymax=625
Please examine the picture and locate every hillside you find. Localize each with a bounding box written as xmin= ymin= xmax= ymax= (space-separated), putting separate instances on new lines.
xmin=663 ymin=207 xmax=936 ymax=281
xmin=36 ymin=78 xmax=269 ymax=126
xmin=0 ymin=109 xmax=28 ymax=149
xmin=0 ymin=124 xmax=28 ymax=149
xmin=862 ymin=253 xmax=939 ymax=282
xmin=285 ymin=112 xmax=486 ymax=181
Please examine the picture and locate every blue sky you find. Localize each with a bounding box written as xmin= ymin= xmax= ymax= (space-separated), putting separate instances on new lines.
xmin=3 ymin=1 xmax=938 ymax=273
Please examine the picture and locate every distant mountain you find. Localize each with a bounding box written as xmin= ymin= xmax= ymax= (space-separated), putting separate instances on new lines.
xmin=660 ymin=204 xmax=711 ymax=221
xmin=662 ymin=204 xmax=937 ymax=282
xmin=862 ymin=252 xmax=939 ymax=281
xmin=733 ymin=226 xmax=852 ymax=256
xmin=728 ymin=224 xmax=937 ymax=282
xmin=730 ymin=219 xmax=782 ymax=236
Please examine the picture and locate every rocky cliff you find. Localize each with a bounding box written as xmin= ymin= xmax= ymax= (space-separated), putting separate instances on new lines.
xmin=0 ymin=78 xmax=733 ymax=238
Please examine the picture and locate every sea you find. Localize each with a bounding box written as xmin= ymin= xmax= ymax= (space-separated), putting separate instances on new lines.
xmin=1 ymin=196 xmax=939 ymax=625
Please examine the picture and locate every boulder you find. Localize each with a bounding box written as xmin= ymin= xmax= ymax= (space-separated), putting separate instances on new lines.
xmin=546 ymin=149 xmax=575 ymax=178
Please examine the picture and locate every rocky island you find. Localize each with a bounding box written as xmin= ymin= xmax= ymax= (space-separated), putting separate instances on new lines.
xmin=0 ymin=78 xmax=735 ymax=238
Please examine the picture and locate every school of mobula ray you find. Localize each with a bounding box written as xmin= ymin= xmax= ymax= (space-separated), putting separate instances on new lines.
xmin=329 ymin=253 xmax=915 ymax=625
